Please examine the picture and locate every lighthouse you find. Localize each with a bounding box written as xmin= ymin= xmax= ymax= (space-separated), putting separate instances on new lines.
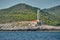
xmin=31 ymin=9 xmax=42 ymax=27
xmin=37 ymin=9 xmax=40 ymax=22
xmin=37 ymin=9 xmax=41 ymax=26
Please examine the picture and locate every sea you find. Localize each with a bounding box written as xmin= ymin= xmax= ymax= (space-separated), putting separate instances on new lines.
xmin=0 ymin=31 xmax=60 ymax=40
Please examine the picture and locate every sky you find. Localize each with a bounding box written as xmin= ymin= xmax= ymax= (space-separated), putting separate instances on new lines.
xmin=0 ymin=0 xmax=60 ymax=9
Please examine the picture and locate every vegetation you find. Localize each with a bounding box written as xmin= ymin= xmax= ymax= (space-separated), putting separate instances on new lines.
xmin=42 ymin=6 xmax=60 ymax=26
xmin=40 ymin=10 xmax=60 ymax=26
xmin=0 ymin=3 xmax=37 ymax=23
xmin=0 ymin=3 xmax=60 ymax=26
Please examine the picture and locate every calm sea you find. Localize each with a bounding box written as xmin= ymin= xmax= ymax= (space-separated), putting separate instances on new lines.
xmin=0 ymin=31 xmax=60 ymax=40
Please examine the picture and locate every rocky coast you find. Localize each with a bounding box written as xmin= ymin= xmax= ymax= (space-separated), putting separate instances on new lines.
xmin=0 ymin=22 xmax=60 ymax=31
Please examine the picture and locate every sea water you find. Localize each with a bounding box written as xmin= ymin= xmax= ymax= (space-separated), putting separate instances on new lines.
xmin=0 ymin=31 xmax=60 ymax=40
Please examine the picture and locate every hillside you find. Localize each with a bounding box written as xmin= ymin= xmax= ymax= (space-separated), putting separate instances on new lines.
xmin=0 ymin=3 xmax=60 ymax=26
xmin=43 ymin=5 xmax=60 ymax=16
xmin=42 ymin=5 xmax=60 ymax=26
xmin=0 ymin=3 xmax=38 ymax=23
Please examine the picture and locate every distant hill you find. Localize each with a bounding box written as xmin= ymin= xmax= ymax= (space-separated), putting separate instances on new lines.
xmin=43 ymin=5 xmax=60 ymax=16
xmin=0 ymin=3 xmax=38 ymax=23
xmin=42 ymin=5 xmax=60 ymax=26
xmin=0 ymin=3 xmax=60 ymax=26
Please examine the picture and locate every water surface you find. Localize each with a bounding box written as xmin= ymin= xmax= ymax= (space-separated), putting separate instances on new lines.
xmin=0 ymin=31 xmax=60 ymax=40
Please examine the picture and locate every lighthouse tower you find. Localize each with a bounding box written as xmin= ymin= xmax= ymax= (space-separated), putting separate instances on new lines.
xmin=37 ymin=9 xmax=41 ymax=26
xmin=37 ymin=9 xmax=40 ymax=22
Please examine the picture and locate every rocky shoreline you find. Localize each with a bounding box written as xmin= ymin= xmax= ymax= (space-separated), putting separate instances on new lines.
xmin=0 ymin=29 xmax=60 ymax=31
xmin=0 ymin=22 xmax=60 ymax=31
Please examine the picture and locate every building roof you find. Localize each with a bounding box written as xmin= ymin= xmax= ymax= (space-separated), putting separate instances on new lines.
xmin=32 ymin=20 xmax=39 ymax=22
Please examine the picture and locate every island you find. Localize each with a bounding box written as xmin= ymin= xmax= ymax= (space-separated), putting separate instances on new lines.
xmin=0 ymin=3 xmax=60 ymax=31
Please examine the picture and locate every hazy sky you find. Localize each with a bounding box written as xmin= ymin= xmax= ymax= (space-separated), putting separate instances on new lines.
xmin=0 ymin=0 xmax=60 ymax=9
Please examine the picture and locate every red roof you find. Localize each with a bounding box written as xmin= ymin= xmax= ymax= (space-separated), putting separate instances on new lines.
xmin=32 ymin=20 xmax=38 ymax=22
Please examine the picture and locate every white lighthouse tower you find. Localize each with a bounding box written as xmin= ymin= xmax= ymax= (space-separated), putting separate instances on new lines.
xmin=37 ymin=9 xmax=42 ymax=26
xmin=37 ymin=9 xmax=40 ymax=22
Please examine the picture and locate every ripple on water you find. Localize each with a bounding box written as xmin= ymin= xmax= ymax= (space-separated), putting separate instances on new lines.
xmin=0 ymin=31 xmax=60 ymax=40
